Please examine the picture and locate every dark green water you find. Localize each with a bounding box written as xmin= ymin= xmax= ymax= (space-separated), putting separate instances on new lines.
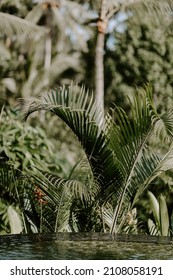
xmin=0 ymin=239 xmax=173 ymax=260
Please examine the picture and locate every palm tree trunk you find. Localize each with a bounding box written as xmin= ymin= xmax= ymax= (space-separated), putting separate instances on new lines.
xmin=44 ymin=31 xmax=51 ymax=71
xmin=44 ymin=10 xmax=52 ymax=88
xmin=95 ymin=30 xmax=105 ymax=112
xmin=95 ymin=0 xmax=107 ymax=120
xmin=43 ymin=31 xmax=51 ymax=87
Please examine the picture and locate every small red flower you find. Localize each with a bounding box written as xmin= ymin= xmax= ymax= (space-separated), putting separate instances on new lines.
xmin=34 ymin=186 xmax=48 ymax=205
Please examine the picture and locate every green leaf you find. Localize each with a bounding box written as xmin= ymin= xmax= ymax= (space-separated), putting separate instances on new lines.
xmin=147 ymin=191 xmax=160 ymax=227
xmin=7 ymin=205 xmax=23 ymax=234
xmin=159 ymin=194 xmax=170 ymax=236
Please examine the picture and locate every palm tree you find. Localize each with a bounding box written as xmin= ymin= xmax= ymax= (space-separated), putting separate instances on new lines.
xmin=20 ymin=83 xmax=173 ymax=233
xmin=92 ymin=0 xmax=173 ymax=118
xmin=0 ymin=1 xmax=91 ymax=101
xmin=0 ymin=1 xmax=47 ymax=104
xmin=21 ymin=0 xmax=92 ymax=98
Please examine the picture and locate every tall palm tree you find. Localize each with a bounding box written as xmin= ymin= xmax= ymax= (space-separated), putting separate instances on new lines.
xmin=0 ymin=0 xmax=91 ymax=101
xmin=20 ymin=83 xmax=173 ymax=233
xmin=92 ymin=0 xmax=173 ymax=118
xmin=21 ymin=0 xmax=92 ymax=98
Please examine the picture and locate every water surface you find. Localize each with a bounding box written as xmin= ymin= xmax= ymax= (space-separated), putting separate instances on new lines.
xmin=0 ymin=233 xmax=173 ymax=260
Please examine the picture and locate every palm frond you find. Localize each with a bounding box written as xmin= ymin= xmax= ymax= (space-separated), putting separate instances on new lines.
xmin=148 ymin=218 xmax=159 ymax=235
xmin=133 ymin=143 xmax=173 ymax=206
xmin=29 ymin=168 xmax=91 ymax=232
xmin=105 ymin=86 xmax=154 ymax=231
xmin=0 ymin=12 xmax=47 ymax=39
xmin=104 ymin=0 xmax=173 ymax=23
xmin=102 ymin=203 xmax=114 ymax=230
xmin=122 ymin=0 xmax=173 ymax=23
xmin=107 ymin=85 xmax=173 ymax=233
xmin=154 ymin=108 xmax=173 ymax=143
xmin=107 ymin=86 xmax=154 ymax=174
xmin=20 ymin=84 xmax=123 ymax=198
xmin=68 ymin=157 xmax=96 ymax=195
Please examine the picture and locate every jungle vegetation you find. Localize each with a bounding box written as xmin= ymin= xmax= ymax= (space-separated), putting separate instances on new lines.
xmin=1 ymin=0 xmax=173 ymax=236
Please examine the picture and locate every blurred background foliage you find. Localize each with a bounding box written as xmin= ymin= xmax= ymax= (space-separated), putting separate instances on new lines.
xmin=104 ymin=18 xmax=173 ymax=112
xmin=1 ymin=0 xmax=173 ymax=235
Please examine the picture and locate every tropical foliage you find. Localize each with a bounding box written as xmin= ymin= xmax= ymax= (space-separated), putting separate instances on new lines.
xmin=0 ymin=157 xmax=98 ymax=233
xmin=17 ymin=83 xmax=173 ymax=233
xmin=1 ymin=0 xmax=173 ymax=236
xmin=0 ymin=107 xmax=61 ymax=172
xmin=0 ymin=0 xmax=92 ymax=104
xmin=105 ymin=18 xmax=173 ymax=111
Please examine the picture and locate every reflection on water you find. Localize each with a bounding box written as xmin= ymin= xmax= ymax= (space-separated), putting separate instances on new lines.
xmin=0 ymin=239 xmax=173 ymax=260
